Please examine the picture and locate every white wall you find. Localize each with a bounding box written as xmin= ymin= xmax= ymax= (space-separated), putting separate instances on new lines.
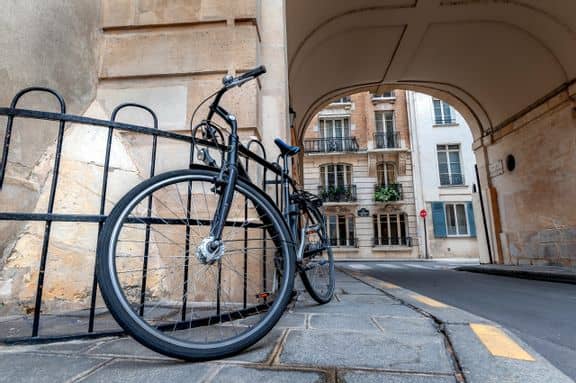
xmin=407 ymin=91 xmax=479 ymax=259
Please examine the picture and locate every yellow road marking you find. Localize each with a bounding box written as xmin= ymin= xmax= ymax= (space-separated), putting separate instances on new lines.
xmin=470 ymin=323 xmax=535 ymax=361
xmin=378 ymin=281 xmax=399 ymax=289
xmin=410 ymin=294 xmax=448 ymax=308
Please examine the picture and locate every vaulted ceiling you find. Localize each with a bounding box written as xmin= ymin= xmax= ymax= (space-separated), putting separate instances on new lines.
xmin=286 ymin=0 xmax=576 ymax=140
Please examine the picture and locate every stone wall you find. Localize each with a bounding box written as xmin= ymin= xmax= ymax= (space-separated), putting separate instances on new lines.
xmin=480 ymin=90 xmax=576 ymax=266
xmin=0 ymin=0 xmax=101 ymax=261
xmin=0 ymin=0 xmax=290 ymax=315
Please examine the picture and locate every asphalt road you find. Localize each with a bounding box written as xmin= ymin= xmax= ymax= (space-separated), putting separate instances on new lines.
xmin=338 ymin=260 xmax=576 ymax=381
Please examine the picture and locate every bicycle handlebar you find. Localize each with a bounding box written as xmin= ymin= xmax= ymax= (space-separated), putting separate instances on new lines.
xmin=238 ymin=65 xmax=267 ymax=82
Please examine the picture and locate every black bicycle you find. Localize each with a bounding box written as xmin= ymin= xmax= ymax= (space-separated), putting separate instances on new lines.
xmin=96 ymin=66 xmax=334 ymax=361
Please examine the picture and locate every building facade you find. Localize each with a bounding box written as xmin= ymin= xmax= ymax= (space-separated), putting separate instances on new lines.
xmin=302 ymin=91 xmax=419 ymax=260
xmin=407 ymin=92 xmax=479 ymax=259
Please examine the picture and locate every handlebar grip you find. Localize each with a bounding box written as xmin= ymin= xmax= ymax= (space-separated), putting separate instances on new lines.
xmin=238 ymin=65 xmax=267 ymax=81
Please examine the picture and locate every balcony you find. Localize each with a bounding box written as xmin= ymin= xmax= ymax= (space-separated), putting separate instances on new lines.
xmin=329 ymin=237 xmax=358 ymax=248
xmin=374 ymin=183 xmax=403 ymax=202
xmin=318 ymin=185 xmax=357 ymax=203
xmin=304 ymin=137 xmax=359 ymax=153
xmin=373 ymin=132 xmax=401 ymax=149
xmin=434 ymin=117 xmax=456 ymax=125
xmin=373 ymin=237 xmax=412 ymax=247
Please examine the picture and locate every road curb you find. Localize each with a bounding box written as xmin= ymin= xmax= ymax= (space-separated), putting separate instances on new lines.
xmin=455 ymin=266 xmax=576 ymax=285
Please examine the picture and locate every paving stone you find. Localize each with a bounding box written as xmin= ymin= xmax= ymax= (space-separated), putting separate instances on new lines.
xmin=295 ymin=295 xmax=420 ymax=318
xmin=445 ymin=324 xmax=574 ymax=383
xmin=79 ymin=359 xmax=214 ymax=382
xmin=280 ymin=329 xmax=453 ymax=373
xmin=212 ymin=366 xmax=327 ymax=383
xmin=0 ymin=353 xmax=106 ymax=383
xmin=225 ymin=328 xmax=283 ymax=363
xmin=309 ymin=314 xmax=380 ymax=333
xmin=36 ymin=339 xmax=102 ymax=354
xmin=373 ymin=317 xmax=439 ymax=337
xmin=87 ymin=336 xmax=179 ymax=359
xmin=339 ymin=370 xmax=457 ymax=383
xmin=242 ymin=312 xmax=306 ymax=329
xmin=337 ymin=282 xmax=383 ymax=295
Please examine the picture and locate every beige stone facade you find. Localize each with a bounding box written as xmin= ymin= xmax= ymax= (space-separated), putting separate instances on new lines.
xmin=302 ymin=91 xmax=419 ymax=260
xmin=0 ymin=0 xmax=290 ymax=315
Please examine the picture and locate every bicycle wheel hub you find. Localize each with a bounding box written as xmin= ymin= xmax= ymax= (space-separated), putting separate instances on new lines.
xmin=196 ymin=236 xmax=225 ymax=264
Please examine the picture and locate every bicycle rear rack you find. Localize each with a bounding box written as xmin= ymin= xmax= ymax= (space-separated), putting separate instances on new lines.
xmin=0 ymin=87 xmax=286 ymax=345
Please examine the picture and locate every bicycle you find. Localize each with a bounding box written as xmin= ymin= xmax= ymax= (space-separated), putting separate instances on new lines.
xmin=96 ymin=66 xmax=335 ymax=361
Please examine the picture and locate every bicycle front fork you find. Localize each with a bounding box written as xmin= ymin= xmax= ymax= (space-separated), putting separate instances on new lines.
xmin=196 ymin=117 xmax=240 ymax=265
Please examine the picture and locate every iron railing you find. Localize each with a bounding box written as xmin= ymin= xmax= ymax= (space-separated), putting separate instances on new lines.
xmin=318 ymin=185 xmax=357 ymax=202
xmin=373 ymin=132 xmax=401 ymax=149
xmin=374 ymin=183 xmax=403 ymax=202
xmin=329 ymin=237 xmax=358 ymax=248
xmin=304 ymin=137 xmax=359 ymax=153
xmin=0 ymin=87 xmax=286 ymax=345
xmin=434 ymin=117 xmax=456 ymax=125
xmin=373 ymin=237 xmax=412 ymax=247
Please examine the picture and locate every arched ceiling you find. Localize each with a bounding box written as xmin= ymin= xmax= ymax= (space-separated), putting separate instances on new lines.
xmin=287 ymin=0 xmax=576 ymax=141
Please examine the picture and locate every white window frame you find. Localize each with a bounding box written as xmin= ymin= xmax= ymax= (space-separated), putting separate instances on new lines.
xmin=320 ymin=163 xmax=353 ymax=188
xmin=326 ymin=214 xmax=356 ymax=247
xmin=376 ymin=162 xmax=397 ymax=186
xmin=320 ymin=117 xmax=351 ymax=139
xmin=432 ymin=98 xmax=455 ymax=125
xmin=373 ymin=213 xmax=408 ymax=246
xmin=436 ymin=144 xmax=464 ymax=186
xmin=444 ymin=203 xmax=469 ymax=236
xmin=375 ymin=111 xmax=395 ymax=134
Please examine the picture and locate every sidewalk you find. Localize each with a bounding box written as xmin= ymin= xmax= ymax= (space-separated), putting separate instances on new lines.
xmin=456 ymin=264 xmax=576 ymax=284
xmin=0 ymin=270 xmax=572 ymax=383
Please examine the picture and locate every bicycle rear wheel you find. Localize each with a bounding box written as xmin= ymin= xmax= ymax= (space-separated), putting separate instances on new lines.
xmin=96 ymin=167 xmax=295 ymax=361
xmin=299 ymin=204 xmax=335 ymax=304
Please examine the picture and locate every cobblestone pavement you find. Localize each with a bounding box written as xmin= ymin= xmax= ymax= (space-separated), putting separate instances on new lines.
xmin=0 ymin=270 xmax=572 ymax=383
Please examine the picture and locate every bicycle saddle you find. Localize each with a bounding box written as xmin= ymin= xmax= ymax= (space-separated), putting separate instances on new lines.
xmin=274 ymin=138 xmax=301 ymax=156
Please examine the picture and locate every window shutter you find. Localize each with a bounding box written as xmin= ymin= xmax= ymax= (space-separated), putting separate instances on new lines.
xmin=431 ymin=202 xmax=447 ymax=238
xmin=467 ymin=201 xmax=477 ymax=237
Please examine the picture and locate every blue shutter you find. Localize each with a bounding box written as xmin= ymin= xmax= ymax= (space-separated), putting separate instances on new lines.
xmin=467 ymin=201 xmax=477 ymax=237
xmin=431 ymin=202 xmax=447 ymax=238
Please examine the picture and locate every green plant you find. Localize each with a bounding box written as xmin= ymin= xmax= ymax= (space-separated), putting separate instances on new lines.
xmin=374 ymin=186 xmax=400 ymax=202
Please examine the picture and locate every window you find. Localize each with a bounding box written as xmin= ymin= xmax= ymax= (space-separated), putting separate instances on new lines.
xmin=320 ymin=163 xmax=352 ymax=187
xmin=433 ymin=98 xmax=455 ymax=125
xmin=437 ymin=144 xmax=464 ymax=185
xmin=375 ymin=111 xmax=395 ymax=134
xmin=332 ymin=96 xmax=351 ymax=104
xmin=431 ymin=201 xmax=476 ymax=238
xmin=374 ymin=111 xmax=399 ymax=148
xmin=372 ymin=91 xmax=395 ymax=99
xmin=326 ymin=214 xmax=356 ymax=247
xmin=320 ymin=117 xmax=351 ymax=139
xmin=445 ymin=203 xmax=469 ymax=236
xmin=373 ymin=213 xmax=410 ymax=246
xmin=376 ymin=162 xmax=397 ymax=186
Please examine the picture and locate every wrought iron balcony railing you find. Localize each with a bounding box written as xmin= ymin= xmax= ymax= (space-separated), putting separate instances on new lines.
xmin=374 ymin=183 xmax=403 ymax=202
xmin=373 ymin=237 xmax=412 ymax=247
xmin=329 ymin=237 xmax=358 ymax=248
xmin=434 ymin=117 xmax=456 ymax=125
xmin=304 ymin=137 xmax=359 ymax=153
xmin=373 ymin=132 xmax=401 ymax=149
xmin=318 ymin=185 xmax=357 ymax=202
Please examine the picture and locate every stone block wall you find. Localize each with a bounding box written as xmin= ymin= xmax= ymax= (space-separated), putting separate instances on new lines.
xmin=481 ymin=90 xmax=576 ymax=266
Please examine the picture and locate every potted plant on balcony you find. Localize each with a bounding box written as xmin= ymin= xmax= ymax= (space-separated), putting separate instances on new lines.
xmin=374 ymin=185 xmax=400 ymax=202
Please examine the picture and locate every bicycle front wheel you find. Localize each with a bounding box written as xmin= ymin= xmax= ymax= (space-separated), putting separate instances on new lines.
xmin=96 ymin=168 xmax=295 ymax=361
xmin=299 ymin=204 xmax=335 ymax=304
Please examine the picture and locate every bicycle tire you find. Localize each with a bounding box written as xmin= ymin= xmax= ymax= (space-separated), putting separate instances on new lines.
xmin=298 ymin=203 xmax=335 ymax=304
xmin=96 ymin=167 xmax=295 ymax=361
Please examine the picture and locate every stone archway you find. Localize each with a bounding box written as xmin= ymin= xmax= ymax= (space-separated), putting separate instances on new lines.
xmin=286 ymin=0 xmax=576 ymax=266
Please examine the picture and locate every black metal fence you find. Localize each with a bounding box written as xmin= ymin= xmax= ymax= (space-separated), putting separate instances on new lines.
xmin=317 ymin=185 xmax=357 ymax=202
xmin=303 ymin=137 xmax=359 ymax=153
xmin=374 ymin=183 xmax=403 ymax=202
xmin=373 ymin=237 xmax=412 ymax=247
xmin=0 ymin=87 xmax=285 ymax=344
